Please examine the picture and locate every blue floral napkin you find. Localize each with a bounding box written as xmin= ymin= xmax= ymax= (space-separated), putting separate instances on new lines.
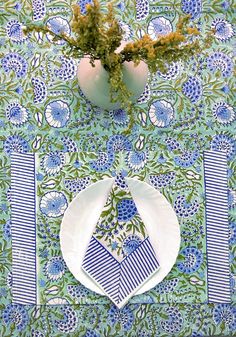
xmin=82 ymin=180 xmax=160 ymax=308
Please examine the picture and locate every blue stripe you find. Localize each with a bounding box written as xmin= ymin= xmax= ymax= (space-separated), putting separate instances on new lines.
xmin=118 ymin=238 xmax=159 ymax=303
xmin=11 ymin=152 xmax=37 ymax=305
xmin=82 ymin=236 xmax=159 ymax=306
xmin=204 ymin=150 xmax=231 ymax=303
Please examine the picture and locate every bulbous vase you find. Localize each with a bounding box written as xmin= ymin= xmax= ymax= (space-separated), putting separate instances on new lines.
xmin=77 ymin=49 xmax=148 ymax=110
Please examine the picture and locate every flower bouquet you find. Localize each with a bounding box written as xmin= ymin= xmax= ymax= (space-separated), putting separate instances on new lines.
xmin=24 ymin=0 xmax=213 ymax=129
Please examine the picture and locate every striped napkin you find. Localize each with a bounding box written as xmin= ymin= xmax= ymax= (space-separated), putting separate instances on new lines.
xmin=82 ymin=179 xmax=160 ymax=308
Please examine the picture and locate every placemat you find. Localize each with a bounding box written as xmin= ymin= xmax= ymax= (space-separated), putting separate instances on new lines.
xmin=10 ymin=150 xmax=230 ymax=306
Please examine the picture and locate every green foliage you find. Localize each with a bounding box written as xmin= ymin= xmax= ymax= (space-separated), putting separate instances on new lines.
xmin=24 ymin=0 xmax=214 ymax=126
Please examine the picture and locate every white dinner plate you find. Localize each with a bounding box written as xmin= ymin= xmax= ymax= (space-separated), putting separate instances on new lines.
xmin=60 ymin=177 xmax=180 ymax=296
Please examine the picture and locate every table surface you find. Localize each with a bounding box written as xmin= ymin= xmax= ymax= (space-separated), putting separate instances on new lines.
xmin=0 ymin=0 xmax=235 ymax=336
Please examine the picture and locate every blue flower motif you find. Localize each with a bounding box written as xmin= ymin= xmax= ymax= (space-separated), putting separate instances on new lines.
xmin=182 ymin=76 xmax=202 ymax=103
xmin=45 ymin=100 xmax=71 ymax=128
xmin=221 ymin=1 xmax=230 ymax=10
xmin=149 ymin=172 xmax=175 ymax=189
xmin=115 ymin=172 xmax=128 ymax=190
xmin=154 ymin=278 xmax=179 ymax=294
xmin=206 ymin=52 xmax=233 ymax=77
xmin=67 ymin=284 xmax=90 ymax=301
xmin=3 ymin=220 xmax=11 ymax=239
xmin=6 ymin=102 xmax=29 ymax=126
xmin=7 ymin=272 xmax=13 ymax=288
xmin=111 ymin=241 xmax=118 ymax=250
xmin=15 ymin=85 xmax=23 ymax=95
xmin=211 ymin=134 xmax=236 ymax=160
xmin=90 ymin=151 xmax=114 ymax=172
xmin=41 ymin=152 xmax=65 ymax=175
xmin=36 ymin=172 xmax=44 ymax=181
xmin=137 ymin=83 xmax=151 ymax=104
xmin=174 ymin=150 xmax=199 ymax=168
xmin=32 ymin=0 xmax=46 ymax=21
xmin=126 ymin=151 xmax=147 ymax=171
xmin=177 ymin=247 xmax=203 ymax=274
xmin=108 ymin=305 xmax=134 ymax=331
xmin=213 ymin=304 xmax=236 ymax=330
xmin=160 ymin=307 xmax=183 ymax=333
xmin=39 ymin=279 xmax=46 ymax=287
xmin=165 ymin=137 xmax=181 ymax=151
xmin=148 ymin=17 xmax=172 ymax=39
xmin=77 ymin=0 xmax=94 ymax=14
xmin=229 ymin=222 xmax=236 ymax=245
xmin=31 ymin=77 xmax=47 ymax=104
xmin=4 ymin=134 xmax=29 ymax=155
xmin=158 ymin=62 xmax=181 ymax=80
xmin=65 ymin=176 xmax=91 ymax=193
xmin=136 ymin=329 xmax=151 ymax=337
xmin=136 ymin=0 xmax=149 ymax=21
xmin=32 ymin=330 xmax=45 ymax=337
xmin=174 ymin=195 xmax=199 ymax=218
xmin=73 ymin=160 xmax=82 ymax=168
xmin=14 ymin=2 xmax=22 ymax=11
xmin=111 ymin=109 xmax=128 ymax=125
xmin=211 ymin=18 xmax=234 ymax=42
xmin=84 ymin=329 xmax=100 ymax=337
xmin=122 ymin=234 xmax=142 ymax=255
xmin=213 ymin=101 xmax=235 ymax=125
xmin=55 ymin=306 xmax=78 ymax=332
xmin=221 ymin=84 xmax=230 ymax=94
xmin=46 ymin=17 xmax=71 ymax=45
xmin=0 ymin=288 xmax=7 ymax=297
xmin=61 ymin=136 xmax=78 ymax=152
xmin=149 ymin=99 xmax=174 ymax=127
xmin=39 ymin=248 xmax=49 ymax=258
xmin=3 ymin=304 xmax=29 ymax=331
xmin=117 ymin=0 xmax=126 ymax=12
xmin=157 ymin=153 xmax=166 ymax=164
xmin=0 ymin=203 xmax=7 ymax=212
xmin=107 ymin=134 xmax=132 ymax=154
xmin=55 ymin=56 xmax=77 ymax=80
xmin=181 ymin=0 xmax=202 ymax=20
xmin=1 ymin=52 xmax=28 ymax=78
xmin=40 ymin=191 xmax=68 ymax=217
xmin=44 ymin=256 xmax=66 ymax=281
xmin=117 ymin=199 xmax=137 ymax=222
xmin=6 ymin=20 xmax=27 ymax=43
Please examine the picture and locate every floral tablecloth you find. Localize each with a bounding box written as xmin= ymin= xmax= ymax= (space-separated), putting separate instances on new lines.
xmin=0 ymin=0 xmax=235 ymax=336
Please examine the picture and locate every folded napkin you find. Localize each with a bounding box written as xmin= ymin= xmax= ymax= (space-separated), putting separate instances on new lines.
xmin=82 ymin=179 xmax=160 ymax=308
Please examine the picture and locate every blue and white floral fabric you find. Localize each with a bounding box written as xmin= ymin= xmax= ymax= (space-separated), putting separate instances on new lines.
xmin=0 ymin=0 xmax=235 ymax=336
xmin=82 ymin=182 xmax=160 ymax=307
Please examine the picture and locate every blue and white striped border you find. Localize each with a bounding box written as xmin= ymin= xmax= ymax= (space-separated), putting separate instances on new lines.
xmin=11 ymin=152 xmax=37 ymax=304
xmin=82 ymin=236 xmax=159 ymax=307
xmin=204 ymin=150 xmax=231 ymax=303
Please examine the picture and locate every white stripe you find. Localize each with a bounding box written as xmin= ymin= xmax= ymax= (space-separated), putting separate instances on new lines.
xmin=11 ymin=153 xmax=37 ymax=305
xmin=82 ymin=236 xmax=159 ymax=306
xmin=204 ymin=151 xmax=230 ymax=303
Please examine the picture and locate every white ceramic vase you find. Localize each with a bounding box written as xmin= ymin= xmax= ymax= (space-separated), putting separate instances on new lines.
xmin=77 ymin=45 xmax=148 ymax=110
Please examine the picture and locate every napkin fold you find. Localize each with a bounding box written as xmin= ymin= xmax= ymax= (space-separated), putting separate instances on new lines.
xmin=82 ymin=178 xmax=160 ymax=308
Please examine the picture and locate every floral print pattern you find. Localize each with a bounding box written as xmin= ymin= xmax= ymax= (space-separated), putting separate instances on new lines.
xmin=0 ymin=0 xmax=235 ymax=336
xmin=40 ymin=191 xmax=68 ymax=217
xmin=35 ymin=151 xmax=207 ymax=306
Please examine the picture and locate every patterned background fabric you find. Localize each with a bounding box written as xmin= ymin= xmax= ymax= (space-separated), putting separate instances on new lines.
xmin=0 ymin=0 xmax=235 ymax=336
xmin=36 ymin=151 xmax=207 ymax=305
